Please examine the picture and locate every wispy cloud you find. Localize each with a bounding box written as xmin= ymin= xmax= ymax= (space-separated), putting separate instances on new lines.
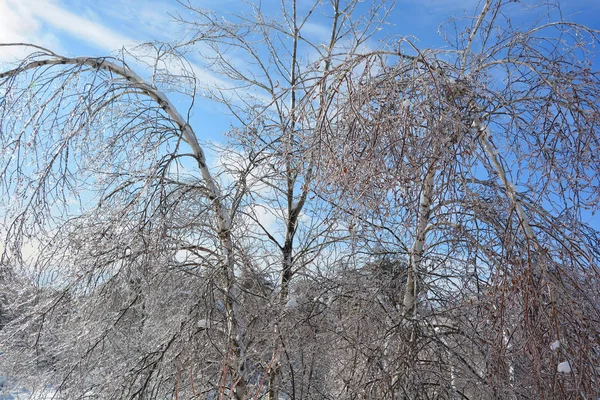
xmin=0 ymin=0 xmax=60 ymax=61
xmin=399 ymin=0 xmax=481 ymax=14
xmin=0 ymin=0 xmax=134 ymax=62
xmin=0 ymin=0 xmax=39 ymax=43
xmin=301 ymin=21 xmax=333 ymax=45
xmin=29 ymin=0 xmax=136 ymax=52
xmin=0 ymin=0 xmax=237 ymax=91
xmin=98 ymin=0 xmax=181 ymax=42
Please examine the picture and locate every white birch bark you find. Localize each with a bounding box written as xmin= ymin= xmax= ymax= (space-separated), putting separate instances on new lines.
xmin=403 ymin=163 xmax=436 ymax=316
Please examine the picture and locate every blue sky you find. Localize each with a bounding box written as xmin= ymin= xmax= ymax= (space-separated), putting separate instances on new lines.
xmin=1 ymin=0 xmax=600 ymax=141
xmin=1 ymin=0 xmax=599 ymax=256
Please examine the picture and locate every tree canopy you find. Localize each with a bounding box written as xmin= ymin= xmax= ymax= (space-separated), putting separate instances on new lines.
xmin=1 ymin=0 xmax=600 ymax=398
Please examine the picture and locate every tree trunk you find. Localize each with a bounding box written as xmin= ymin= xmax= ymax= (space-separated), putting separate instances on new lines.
xmin=403 ymin=163 xmax=436 ymax=316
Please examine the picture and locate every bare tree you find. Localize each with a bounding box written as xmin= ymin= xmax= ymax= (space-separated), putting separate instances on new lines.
xmin=313 ymin=0 xmax=600 ymax=397
xmin=0 ymin=42 xmax=253 ymax=398
xmin=170 ymin=1 xmax=392 ymax=398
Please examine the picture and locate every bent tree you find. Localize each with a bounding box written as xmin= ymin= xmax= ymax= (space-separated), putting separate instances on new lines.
xmin=312 ymin=1 xmax=600 ymax=397
xmin=0 ymin=43 xmax=250 ymax=398
xmin=1 ymin=0 xmax=600 ymax=399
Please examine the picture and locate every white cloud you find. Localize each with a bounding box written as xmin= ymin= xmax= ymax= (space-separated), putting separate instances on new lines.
xmin=0 ymin=0 xmax=233 ymax=92
xmin=0 ymin=0 xmax=61 ymax=61
xmin=0 ymin=0 xmax=39 ymax=43
xmin=0 ymin=0 xmax=133 ymax=62
xmin=0 ymin=232 xmax=40 ymax=265
xmin=242 ymin=203 xmax=282 ymax=239
xmin=100 ymin=0 xmax=180 ymax=42
xmin=29 ymin=0 xmax=136 ymax=52
xmin=400 ymin=0 xmax=479 ymax=13
xmin=302 ymin=22 xmax=332 ymax=44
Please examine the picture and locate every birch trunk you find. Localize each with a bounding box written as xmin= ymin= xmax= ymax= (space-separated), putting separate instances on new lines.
xmin=403 ymin=163 xmax=436 ymax=316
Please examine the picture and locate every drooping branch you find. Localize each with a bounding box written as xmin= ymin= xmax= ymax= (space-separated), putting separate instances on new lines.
xmin=1 ymin=44 xmax=249 ymax=399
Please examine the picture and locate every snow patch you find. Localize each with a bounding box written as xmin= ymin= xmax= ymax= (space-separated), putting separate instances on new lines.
xmin=550 ymin=340 xmax=560 ymax=351
xmin=557 ymin=361 xmax=571 ymax=373
xmin=197 ymin=319 xmax=211 ymax=329
xmin=285 ymin=296 xmax=298 ymax=310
